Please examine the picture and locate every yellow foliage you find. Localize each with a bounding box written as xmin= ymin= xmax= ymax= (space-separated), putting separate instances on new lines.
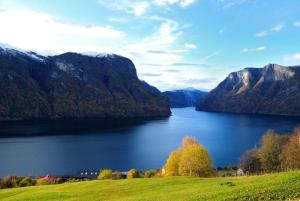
xmin=182 ymin=136 xmax=198 ymax=148
xmin=178 ymin=144 xmax=212 ymax=177
xmin=164 ymin=136 xmax=213 ymax=177
xmin=164 ymin=151 xmax=180 ymax=176
xmin=127 ymin=169 xmax=139 ymax=179
xmin=98 ymin=169 xmax=113 ymax=180
xmin=280 ymin=131 xmax=300 ymax=169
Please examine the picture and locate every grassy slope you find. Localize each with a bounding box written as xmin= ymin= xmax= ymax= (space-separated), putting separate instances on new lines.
xmin=0 ymin=171 xmax=299 ymax=201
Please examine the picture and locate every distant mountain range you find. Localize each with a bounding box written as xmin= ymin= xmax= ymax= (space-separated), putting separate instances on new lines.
xmin=197 ymin=64 xmax=300 ymax=116
xmin=0 ymin=44 xmax=171 ymax=120
xmin=163 ymin=89 xmax=208 ymax=108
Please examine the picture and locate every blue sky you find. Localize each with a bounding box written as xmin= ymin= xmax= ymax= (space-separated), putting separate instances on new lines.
xmin=0 ymin=0 xmax=300 ymax=91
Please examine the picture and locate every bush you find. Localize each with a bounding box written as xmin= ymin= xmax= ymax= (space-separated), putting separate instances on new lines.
xmin=19 ymin=177 xmax=36 ymax=187
xmin=0 ymin=176 xmax=22 ymax=189
xmin=36 ymin=177 xmax=62 ymax=186
xmin=98 ymin=169 xmax=113 ymax=180
xmin=56 ymin=178 xmax=64 ymax=184
xmin=111 ymin=172 xmax=124 ymax=180
xmin=36 ymin=178 xmax=47 ymax=186
xmin=143 ymin=169 xmax=159 ymax=178
xmin=127 ymin=169 xmax=139 ymax=179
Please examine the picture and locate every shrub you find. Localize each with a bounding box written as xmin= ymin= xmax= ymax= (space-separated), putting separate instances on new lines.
xmin=36 ymin=178 xmax=47 ymax=186
xmin=19 ymin=177 xmax=36 ymax=187
xmin=127 ymin=169 xmax=139 ymax=179
xmin=143 ymin=169 xmax=159 ymax=178
xmin=36 ymin=177 xmax=62 ymax=186
xmin=0 ymin=176 xmax=22 ymax=189
xmin=98 ymin=169 xmax=113 ymax=180
xmin=56 ymin=178 xmax=64 ymax=184
xmin=111 ymin=172 xmax=124 ymax=180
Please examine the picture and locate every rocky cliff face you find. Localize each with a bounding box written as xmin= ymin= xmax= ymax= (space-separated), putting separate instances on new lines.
xmin=0 ymin=45 xmax=171 ymax=120
xmin=197 ymin=64 xmax=300 ymax=116
xmin=163 ymin=89 xmax=207 ymax=108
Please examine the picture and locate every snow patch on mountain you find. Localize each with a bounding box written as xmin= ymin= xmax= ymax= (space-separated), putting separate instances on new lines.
xmin=0 ymin=43 xmax=45 ymax=62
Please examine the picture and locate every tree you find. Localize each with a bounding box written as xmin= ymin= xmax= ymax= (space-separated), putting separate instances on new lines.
xmin=164 ymin=151 xmax=180 ymax=176
xmin=182 ymin=136 xmax=198 ymax=148
xmin=143 ymin=169 xmax=159 ymax=178
xmin=238 ymin=148 xmax=261 ymax=173
xmin=178 ymin=144 xmax=212 ymax=177
xmin=280 ymin=130 xmax=300 ymax=169
xmin=164 ymin=136 xmax=213 ymax=177
xmin=19 ymin=177 xmax=36 ymax=187
xmin=127 ymin=169 xmax=139 ymax=179
xmin=98 ymin=169 xmax=113 ymax=180
xmin=257 ymin=130 xmax=289 ymax=171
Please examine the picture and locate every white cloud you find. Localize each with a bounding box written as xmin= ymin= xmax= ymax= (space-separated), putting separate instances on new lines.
xmin=154 ymin=0 xmax=196 ymax=8
xmin=108 ymin=17 xmax=128 ymax=23
xmin=294 ymin=21 xmax=300 ymax=27
xmin=256 ymin=46 xmax=266 ymax=51
xmin=201 ymin=51 xmax=221 ymax=61
xmin=98 ymin=0 xmax=195 ymax=17
xmin=0 ymin=8 xmax=210 ymax=91
xmin=217 ymin=0 xmax=249 ymax=9
xmin=133 ymin=1 xmax=150 ymax=16
xmin=184 ymin=43 xmax=197 ymax=49
xmin=256 ymin=24 xmax=284 ymax=37
xmin=125 ymin=20 xmax=183 ymax=65
xmin=97 ymin=0 xmax=150 ymax=16
xmin=271 ymin=24 xmax=284 ymax=32
xmin=179 ymin=0 xmax=196 ymax=7
xmin=0 ymin=10 xmax=125 ymax=53
xmin=219 ymin=29 xmax=224 ymax=34
xmin=283 ymin=53 xmax=300 ymax=62
xmin=242 ymin=46 xmax=266 ymax=52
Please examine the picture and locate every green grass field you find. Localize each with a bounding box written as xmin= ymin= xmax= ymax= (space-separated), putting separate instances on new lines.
xmin=0 ymin=171 xmax=299 ymax=201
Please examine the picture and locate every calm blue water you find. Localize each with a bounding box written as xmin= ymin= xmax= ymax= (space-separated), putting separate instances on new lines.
xmin=0 ymin=108 xmax=299 ymax=177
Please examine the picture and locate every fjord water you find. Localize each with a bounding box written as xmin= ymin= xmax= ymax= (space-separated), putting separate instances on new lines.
xmin=0 ymin=108 xmax=299 ymax=177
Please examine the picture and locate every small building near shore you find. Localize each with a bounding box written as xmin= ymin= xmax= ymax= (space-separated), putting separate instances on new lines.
xmin=237 ymin=168 xmax=244 ymax=176
xmin=76 ymin=171 xmax=99 ymax=179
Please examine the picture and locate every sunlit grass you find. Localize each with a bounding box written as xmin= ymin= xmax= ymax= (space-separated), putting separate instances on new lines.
xmin=0 ymin=171 xmax=299 ymax=201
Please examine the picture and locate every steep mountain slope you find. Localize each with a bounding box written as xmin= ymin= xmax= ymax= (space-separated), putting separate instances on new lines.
xmin=197 ymin=64 xmax=300 ymax=116
xmin=0 ymin=44 xmax=171 ymax=120
xmin=163 ymin=89 xmax=207 ymax=108
xmin=140 ymin=80 xmax=161 ymax=94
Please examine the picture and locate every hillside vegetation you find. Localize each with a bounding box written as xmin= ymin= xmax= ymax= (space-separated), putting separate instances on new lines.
xmin=0 ymin=171 xmax=299 ymax=201
xmin=197 ymin=64 xmax=300 ymax=116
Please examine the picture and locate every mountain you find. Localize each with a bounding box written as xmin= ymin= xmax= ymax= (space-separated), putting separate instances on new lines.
xmin=140 ymin=80 xmax=161 ymax=94
xmin=197 ymin=64 xmax=300 ymax=116
xmin=0 ymin=44 xmax=171 ymax=120
xmin=163 ymin=89 xmax=208 ymax=108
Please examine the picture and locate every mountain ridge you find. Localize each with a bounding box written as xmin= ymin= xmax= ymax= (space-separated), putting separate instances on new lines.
xmin=0 ymin=44 xmax=171 ymax=120
xmin=163 ymin=89 xmax=207 ymax=108
xmin=197 ymin=64 xmax=300 ymax=116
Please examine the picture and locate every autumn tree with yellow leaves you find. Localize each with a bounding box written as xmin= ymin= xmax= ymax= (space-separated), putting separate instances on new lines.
xmin=164 ymin=136 xmax=213 ymax=177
